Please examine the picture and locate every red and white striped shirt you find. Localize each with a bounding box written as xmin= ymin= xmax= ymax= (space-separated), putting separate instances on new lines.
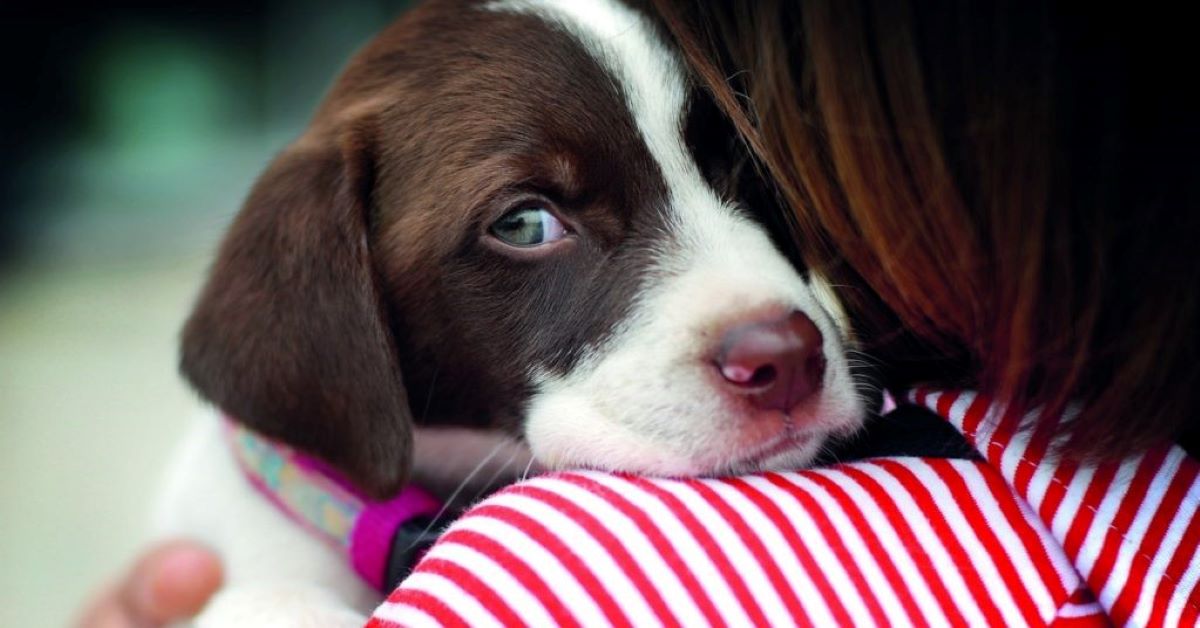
xmin=369 ymin=390 xmax=1200 ymax=627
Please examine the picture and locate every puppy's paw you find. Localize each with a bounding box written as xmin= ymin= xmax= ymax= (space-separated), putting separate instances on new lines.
xmin=194 ymin=584 xmax=366 ymax=628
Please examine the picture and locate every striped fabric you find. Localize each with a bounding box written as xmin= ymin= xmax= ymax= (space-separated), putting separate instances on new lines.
xmin=368 ymin=390 xmax=1200 ymax=627
xmin=913 ymin=389 xmax=1200 ymax=627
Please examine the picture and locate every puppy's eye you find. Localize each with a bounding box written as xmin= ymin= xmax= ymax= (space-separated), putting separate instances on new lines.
xmin=490 ymin=207 xmax=568 ymax=247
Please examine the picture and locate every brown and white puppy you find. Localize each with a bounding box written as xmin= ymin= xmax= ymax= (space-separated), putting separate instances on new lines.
xmin=156 ymin=0 xmax=867 ymax=624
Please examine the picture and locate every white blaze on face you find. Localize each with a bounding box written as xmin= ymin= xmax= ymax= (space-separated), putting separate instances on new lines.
xmin=490 ymin=0 xmax=865 ymax=475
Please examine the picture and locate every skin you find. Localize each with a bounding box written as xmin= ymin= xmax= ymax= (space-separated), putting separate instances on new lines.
xmin=75 ymin=541 xmax=222 ymax=627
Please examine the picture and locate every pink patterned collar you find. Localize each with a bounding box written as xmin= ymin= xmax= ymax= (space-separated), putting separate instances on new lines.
xmin=222 ymin=416 xmax=443 ymax=591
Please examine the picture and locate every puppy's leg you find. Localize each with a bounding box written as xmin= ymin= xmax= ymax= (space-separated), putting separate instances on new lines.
xmin=196 ymin=584 xmax=365 ymax=628
xmin=153 ymin=413 xmax=379 ymax=625
xmin=412 ymin=427 xmax=538 ymax=510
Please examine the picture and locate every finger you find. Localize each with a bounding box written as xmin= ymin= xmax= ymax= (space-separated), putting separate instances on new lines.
xmin=119 ymin=541 xmax=223 ymax=625
xmin=75 ymin=583 xmax=135 ymax=628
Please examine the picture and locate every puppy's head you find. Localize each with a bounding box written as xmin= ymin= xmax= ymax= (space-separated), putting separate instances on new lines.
xmin=181 ymin=0 xmax=867 ymax=498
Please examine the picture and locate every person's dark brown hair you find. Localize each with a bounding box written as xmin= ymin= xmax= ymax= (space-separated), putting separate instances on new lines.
xmin=652 ymin=0 xmax=1199 ymax=458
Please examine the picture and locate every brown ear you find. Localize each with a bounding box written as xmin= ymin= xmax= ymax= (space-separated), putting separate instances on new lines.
xmin=180 ymin=129 xmax=412 ymax=498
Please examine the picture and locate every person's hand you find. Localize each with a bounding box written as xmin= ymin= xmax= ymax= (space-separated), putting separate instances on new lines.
xmin=75 ymin=540 xmax=222 ymax=627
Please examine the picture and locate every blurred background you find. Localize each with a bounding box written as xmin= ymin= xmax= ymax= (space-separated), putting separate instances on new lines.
xmin=0 ymin=2 xmax=410 ymax=624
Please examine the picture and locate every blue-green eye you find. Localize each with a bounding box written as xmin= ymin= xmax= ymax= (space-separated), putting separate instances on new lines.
xmin=490 ymin=207 xmax=568 ymax=247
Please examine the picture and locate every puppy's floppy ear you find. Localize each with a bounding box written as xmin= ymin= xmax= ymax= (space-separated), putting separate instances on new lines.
xmin=181 ymin=126 xmax=412 ymax=499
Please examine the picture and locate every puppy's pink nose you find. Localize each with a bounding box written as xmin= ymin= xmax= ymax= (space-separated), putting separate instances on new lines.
xmin=715 ymin=311 xmax=826 ymax=412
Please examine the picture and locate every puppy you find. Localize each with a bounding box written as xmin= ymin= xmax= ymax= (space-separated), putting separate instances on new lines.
xmin=156 ymin=0 xmax=867 ymax=624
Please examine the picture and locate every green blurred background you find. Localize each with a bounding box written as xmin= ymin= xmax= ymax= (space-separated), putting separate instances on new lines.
xmin=0 ymin=2 xmax=410 ymax=624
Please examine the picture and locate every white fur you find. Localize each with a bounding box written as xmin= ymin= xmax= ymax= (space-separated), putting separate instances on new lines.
xmin=494 ymin=0 xmax=864 ymax=475
xmin=153 ymin=412 xmax=378 ymax=626
xmin=155 ymin=414 xmax=532 ymax=625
